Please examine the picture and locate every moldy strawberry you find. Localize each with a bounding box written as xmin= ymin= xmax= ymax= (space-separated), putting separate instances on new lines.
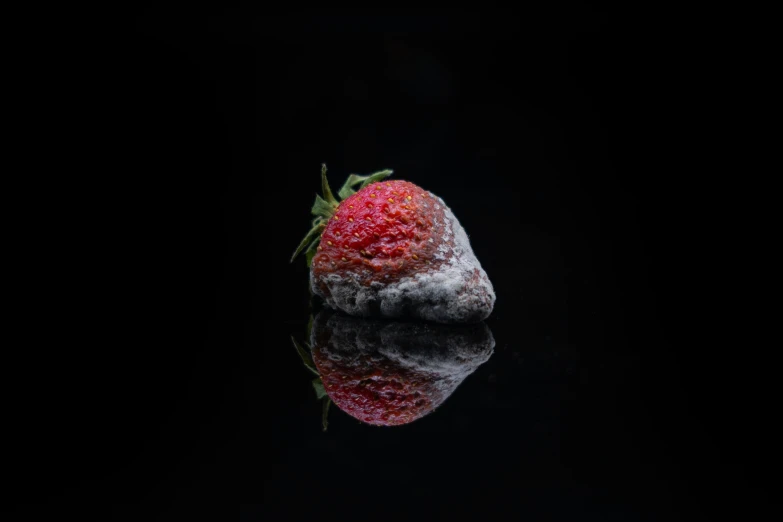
xmin=292 ymin=165 xmax=495 ymax=323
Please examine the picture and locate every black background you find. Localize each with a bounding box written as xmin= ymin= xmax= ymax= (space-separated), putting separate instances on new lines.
xmin=1 ymin=8 xmax=772 ymax=521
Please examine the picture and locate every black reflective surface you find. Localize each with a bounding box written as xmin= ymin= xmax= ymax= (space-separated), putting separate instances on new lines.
xmin=4 ymin=9 xmax=768 ymax=522
xmin=262 ymin=304 xmax=691 ymax=521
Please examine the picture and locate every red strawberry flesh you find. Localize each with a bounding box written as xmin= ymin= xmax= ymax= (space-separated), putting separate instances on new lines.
xmin=312 ymin=180 xmax=439 ymax=285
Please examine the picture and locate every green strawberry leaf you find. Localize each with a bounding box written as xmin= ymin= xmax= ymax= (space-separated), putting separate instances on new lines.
xmin=320 ymin=164 xmax=338 ymax=206
xmin=304 ymin=237 xmax=319 ymax=267
xmin=290 ymin=221 xmax=325 ymax=263
xmin=311 ymin=194 xmax=337 ymax=220
xmin=337 ymin=169 xmax=394 ymax=199
xmin=358 ymin=169 xmax=393 ymax=189
xmin=337 ymin=174 xmax=365 ymax=199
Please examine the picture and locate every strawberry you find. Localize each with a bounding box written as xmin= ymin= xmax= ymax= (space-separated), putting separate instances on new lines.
xmin=298 ymin=311 xmax=494 ymax=427
xmin=291 ymin=165 xmax=495 ymax=323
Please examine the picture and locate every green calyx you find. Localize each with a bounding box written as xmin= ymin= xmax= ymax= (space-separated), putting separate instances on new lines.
xmin=290 ymin=164 xmax=393 ymax=265
xmin=336 ymin=169 xmax=394 ymax=199
xmin=290 ymin=320 xmax=332 ymax=431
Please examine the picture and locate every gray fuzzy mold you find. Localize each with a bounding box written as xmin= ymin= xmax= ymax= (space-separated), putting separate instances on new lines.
xmin=311 ymin=201 xmax=495 ymax=324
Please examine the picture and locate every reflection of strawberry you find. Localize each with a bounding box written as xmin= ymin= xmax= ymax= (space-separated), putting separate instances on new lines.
xmin=291 ymin=165 xmax=494 ymax=323
xmin=308 ymin=311 xmax=494 ymax=427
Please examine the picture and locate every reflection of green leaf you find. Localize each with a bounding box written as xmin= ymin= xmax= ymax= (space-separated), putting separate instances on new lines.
xmin=291 ymin=336 xmax=319 ymax=376
xmin=322 ymin=398 xmax=331 ymax=432
xmin=312 ymin=378 xmax=327 ymax=399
